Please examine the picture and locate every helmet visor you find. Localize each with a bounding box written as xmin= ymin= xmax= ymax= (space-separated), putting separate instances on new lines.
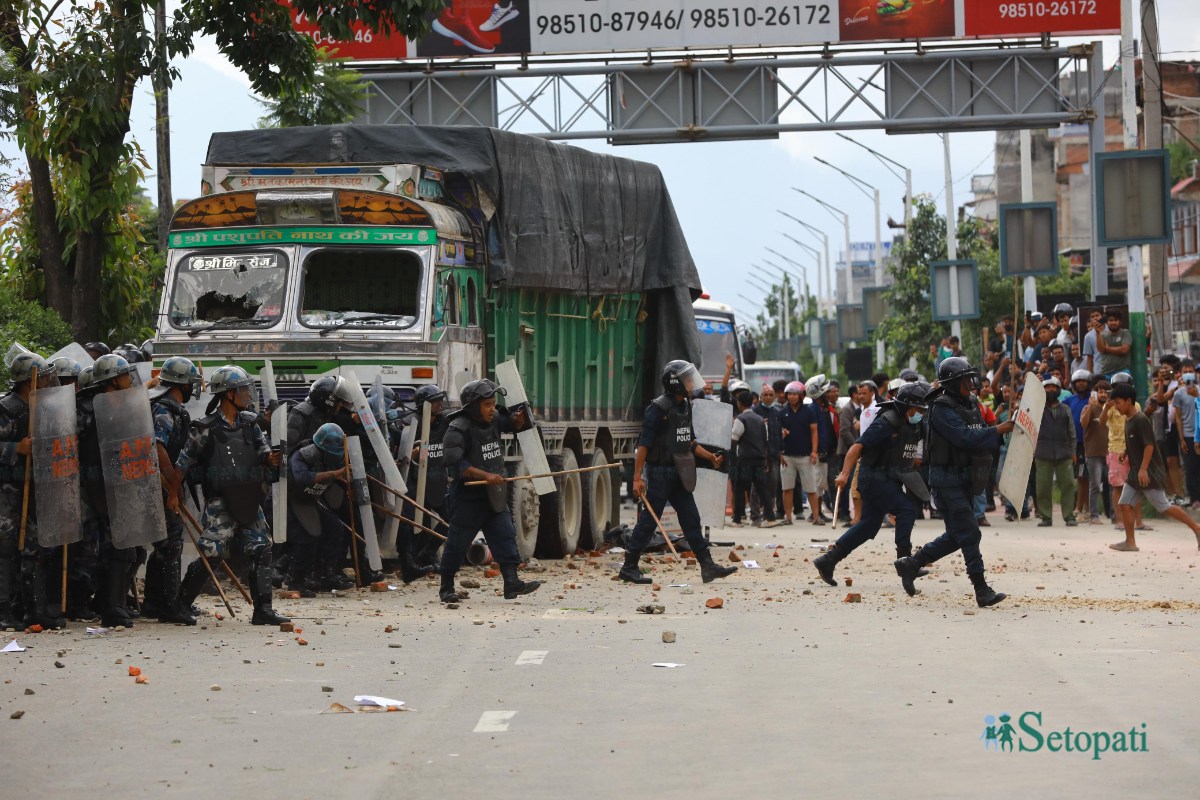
xmin=674 ymin=364 xmax=704 ymax=396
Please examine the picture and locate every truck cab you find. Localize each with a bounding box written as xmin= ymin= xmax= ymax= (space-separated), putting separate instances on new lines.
xmin=692 ymin=297 xmax=751 ymax=391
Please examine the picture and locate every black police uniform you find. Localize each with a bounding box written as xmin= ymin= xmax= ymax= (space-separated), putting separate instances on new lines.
xmin=286 ymin=441 xmax=350 ymax=593
xmin=732 ymin=408 xmax=776 ymax=525
xmin=143 ymin=389 xmax=193 ymax=622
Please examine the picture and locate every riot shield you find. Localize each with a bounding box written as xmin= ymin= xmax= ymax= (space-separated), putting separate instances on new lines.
xmin=414 ymin=402 xmax=432 ymax=527
xmin=691 ymin=399 xmax=734 ymax=452
xmin=32 ymin=385 xmax=83 ymax=547
xmin=340 ymin=369 xmax=407 ymax=496
xmin=271 ymin=406 xmax=288 ymax=543
xmin=346 ymin=436 xmax=383 ymax=572
xmin=260 ymin=359 xmax=278 ymax=403
xmin=3 ymin=342 xmax=31 ymax=367
xmin=495 ymin=360 xmax=555 ymax=495
xmin=998 ymin=372 xmax=1046 ymax=508
xmin=48 ymin=342 xmax=95 ymax=368
xmin=94 ymin=386 xmax=167 ymax=548
xmin=694 ymin=468 xmax=728 ymax=531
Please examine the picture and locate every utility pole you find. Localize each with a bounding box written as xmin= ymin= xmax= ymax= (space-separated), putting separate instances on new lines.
xmin=1141 ymin=0 xmax=1172 ymax=360
xmin=154 ymin=0 xmax=172 ymax=252
xmin=1020 ymin=129 xmax=1037 ymax=315
xmin=1123 ymin=0 xmax=1148 ymax=398
xmin=943 ymin=134 xmax=961 ymax=339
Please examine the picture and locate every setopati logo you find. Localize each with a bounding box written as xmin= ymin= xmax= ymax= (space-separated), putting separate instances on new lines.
xmin=980 ymin=712 xmax=1148 ymax=760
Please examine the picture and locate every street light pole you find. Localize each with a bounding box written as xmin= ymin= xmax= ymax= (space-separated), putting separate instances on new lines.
xmin=835 ymin=132 xmax=914 ymax=231
xmin=749 ymin=266 xmax=787 ymax=341
xmin=764 ymin=247 xmax=811 ymax=306
xmin=777 ymin=210 xmax=832 ymax=317
xmin=771 ymin=236 xmax=825 ymax=368
xmin=814 ymin=157 xmax=884 ymax=296
xmin=793 ymin=188 xmax=849 ymax=310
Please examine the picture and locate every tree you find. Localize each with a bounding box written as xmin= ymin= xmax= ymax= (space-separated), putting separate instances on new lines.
xmin=0 ymin=1 xmax=444 ymax=341
xmin=258 ymin=49 xmax=372 ymax=128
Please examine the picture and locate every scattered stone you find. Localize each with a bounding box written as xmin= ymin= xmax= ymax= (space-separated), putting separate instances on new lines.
xmin=728 ymin=550 xmax=741 ymax=562
xmin=322 ymin=686 xmax=334 ymax=693
xmin=844 ymin=593 xmax=862 ymax=603
xmin=484 ymin=568 xmax=500 ymax=579
xmin=384 ymin=625 xmax=394 ymax=633
xmin=685 ymin=558 xmax=697 ymax=567
xmin=53 ymin=661 xmax=64 ymax=669
xmin=388 ymin=643 xmax=402 ymax=649
xmin=473 ymin=619 xmax=484 ymax=625
xmin=567 ymin=561 xmax=579 ymax=570
xmin=370 ymin=582 xmax=389 ymax=592
xmin=296 ymin=638 xmax=309 ymax=646
xmin=618 ymin=619 xmax=627 ymax=624
xmin=210 ymin=684 xmax=221 ymax=691
xmin=662 ymin=631 xmax=677 ymax=643
xmin=128 ymin=666 xmax=142 ymax=677
xmin=844 ymin=577 xmax=853 ymax=587
xmin=11 ymin=710 xmax=25 ymax=719
xmin=460 ymin=579 xmax=481 ymax=589
xmin=802 ymin=589 xmax=812 ymax=595
xmin=135 ymin=676 xmax=149 ymax=685
xmin=652 ymin=583 xmax=662 ymax=591
xmin=963 ymin=610 xmax=976 ymax=615
xmin=279 ymin=591 xmax=301 ymax=600
xmin=637 ymin=604 xmax=666 ymax=615
xmin=445 ymin=603 xmax=460 ymax=610
xmin=24 ymin=688 xmax=34 ymax=695
xmin=705 ymin=598 xmax=724 ymax=609
xmin=279 ymin=622 xmax=295 ymax=633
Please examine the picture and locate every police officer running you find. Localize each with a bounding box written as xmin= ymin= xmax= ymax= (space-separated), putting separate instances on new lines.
xmin=143 ymin=356 xmax=203 ymax=624
xmin=169 ymin=365 xmax=289 ymax=625
xmin=815 ymin=382 xmax=931 ymax=586
xmin=438 ymin=379 xmax=541 ymax=604
xmin=619 ymin=360 xmax=737 ymax=585
xmin=894 ymin=358 xmax=1014 ymax=607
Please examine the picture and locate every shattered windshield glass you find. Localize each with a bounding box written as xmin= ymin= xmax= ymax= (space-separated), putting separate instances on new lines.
xmin=299 ymin=249 xmax=422 ymax=330
xmin=169 ymin=251 xmax=286 ymax=329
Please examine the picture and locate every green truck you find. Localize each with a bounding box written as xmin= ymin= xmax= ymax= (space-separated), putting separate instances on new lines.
xmin=155 ymin=125 xmax=718 ymax=560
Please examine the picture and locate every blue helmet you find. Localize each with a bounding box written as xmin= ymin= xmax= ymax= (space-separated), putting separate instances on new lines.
xmin=313 ymin=423 xmax=345 ymax=458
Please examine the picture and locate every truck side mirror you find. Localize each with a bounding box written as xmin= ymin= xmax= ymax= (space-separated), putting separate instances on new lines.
xmin=741 ymin=337 xmax=757 ymax=366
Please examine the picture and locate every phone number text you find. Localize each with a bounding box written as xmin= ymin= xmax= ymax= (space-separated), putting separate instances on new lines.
xmin=535 ymin=5 xmax=833 ymax=36
xmin=997 ymin=0 xmax=1098 ymax=18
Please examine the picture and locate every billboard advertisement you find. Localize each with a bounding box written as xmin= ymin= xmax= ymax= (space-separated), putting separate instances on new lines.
xmin=288 ymin=0 xmax=1121 ymax=61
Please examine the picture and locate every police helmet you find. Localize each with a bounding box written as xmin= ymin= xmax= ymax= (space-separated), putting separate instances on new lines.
xmin=51 ymin=357 xmax=83 ymax=383
xmin=331 ymin=376 xmax=358 ymax=406
xmin=158 ymin=356 xmax=202 ymax=398
xmin=9 ymin=352 xmax=50 ymax=385
xmin=1070 ymin=369 xmax=1092 ymax=385
xmin=83 ymin=341 xmax=110 ymax=358
xmin=936 ymin=356 xmax=978 ymax=386
xmin=660 ymin=360 xmax=704 ymax=396
xmin=898 ymin=368 xmax=919 ymax=382
xmin=784 ymin=380 xmax=805 ymax=396
xmin=459 ymin=378 xmax=506 ymax=407
xmin=894 ymin=381 xmax=931 ymax=410
xmin=887 ymin=377 xmax=905 ymax=394
xmin=77 ymin=366 xmax=95 ymax=391
xmin=113 ymin=345 xmax=142 ymax=364
xmin=414 ymin=384 xmax=447 ymax=407
xmin=312 ymin=423 xmax=346 ymax=458
xmin=140 ymin=339 xmax=153 ymax=362
xmin=366 ymin=384 xmax=396 ymax=405
xmin=91 ymin=353 xmax=135 ymax=386
xmin=207 ymin=365 xmax=254 ymax=395
xmin=307 ymin=376 xmax=342 ymax=411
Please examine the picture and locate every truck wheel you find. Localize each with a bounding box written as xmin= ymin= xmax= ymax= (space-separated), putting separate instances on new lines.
xmin=536 ymin=450 xmax=583 ymax=558
xmin=508 ymin=461 xmax=540 ymax=562
xmin=581 ymin=449 xmax=617 ymax=551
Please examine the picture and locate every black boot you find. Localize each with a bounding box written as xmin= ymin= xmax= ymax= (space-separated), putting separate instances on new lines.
xmin=178 ymin=559 xmax=211 ymax=613
xmin=140 ymin=550 xmax=163 ymax=619
xmin=158 ymin=556 xmax=196 ymax=625
xmin=697 ymin=550 xmax=737 ymax=583
xmin=0 ymin=557 xmax=22 ymax=630
xmin=969 ymin=573 xmax=1006 ymax=608
xmin=813 ymin=544 xmax=845 ymax=586
xmin=897 ymin=546 xmax=930 ymax=577
xmin=618 ymin=551 xmax=651 ymax=584
xmin=25 ymin=559 xmax=66 ymax=630
xmin=100 ymin=566 xmax=134 ymax=628
xmin=439 ymin=571 xmax=465 ymax=603
xmin=285 ymin=540 xmax=318 ymax=598
xmin=499 ymin=563 xmax=541 ymax=599
xmin=893 ymin=552 xmax=929 ymax=597
xmin=251 ymin=595 xmax=290 ymax=625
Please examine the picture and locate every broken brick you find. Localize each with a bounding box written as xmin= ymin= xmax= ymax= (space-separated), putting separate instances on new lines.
xmin=705 ymin=598 xmax=724 ymax=609
xmin=728 ymin=550 xmax=741 ymax=562
xmin=279 ymin=622 xmax=295 ymax=633
xmin=844 ymin=593 xmax=862 ymax=603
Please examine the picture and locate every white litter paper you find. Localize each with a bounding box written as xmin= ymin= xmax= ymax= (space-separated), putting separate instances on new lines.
xmin=741 ymin=560 xmax=761 ymax=569
xmin=2 ymin=639 xmax=26 ymax=652
xmin=667 ymin=584 xmax=690 ymax=588
xmin=354 ymin=695 xmax=406 ymax=708
xmin=652 ymin=662 xmax=685 ymax=668
xmin=85 ymin=627 xmax=109 ymax=635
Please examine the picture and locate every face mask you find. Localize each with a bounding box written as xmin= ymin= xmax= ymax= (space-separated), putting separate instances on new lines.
xmin=908 ymin=412 xmax=923 ymax=425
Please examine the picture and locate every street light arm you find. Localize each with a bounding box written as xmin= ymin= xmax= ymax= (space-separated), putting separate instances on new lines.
xmin=834 ymin=132 xmax=908 ymax=184
xmin=792 ymin=188 xmax=849 ymax=226
xmin=774 ymin=236 xmax=820 ymax=262
xmin=813 ymin=156 xmax=876 ymax=201
xmin=777 ymin=210 xmax=830 ymax=244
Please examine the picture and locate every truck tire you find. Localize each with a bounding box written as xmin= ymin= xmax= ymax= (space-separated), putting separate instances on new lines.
xmin=581 ymin=448 xmax=617 ymax=551
xmin=508 ymin=461 xmax=540 ymax=562
xmin=536 ymin=449 xmax=583 ymax=558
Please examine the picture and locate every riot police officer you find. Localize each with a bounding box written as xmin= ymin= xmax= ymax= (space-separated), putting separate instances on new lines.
xmin=143 ymin=356 xmax=202 ymax=625
xmin=894 ymin=358 xmax=1013 ymax=607
xmin=78 ymin=353 xmax=141 ymax=627
xmin=170 ymin=365 xmax=288 ymax=625
xmin=285 ymin=422 xmax=351 ymax=597
xmin=619 ymin=360 xmax=737 ymax=585
xmin=51 ymin=357 xmax=83 ymax=389
xmin=438 ymin=379 xmax=541 ymax=604
xmin=816 ymin=381 xmax=931 ymax=586
xmin=0 ymin=353 xmax=60 ymax=629
xmin=398 ymin=384 xmax=449 ymax=582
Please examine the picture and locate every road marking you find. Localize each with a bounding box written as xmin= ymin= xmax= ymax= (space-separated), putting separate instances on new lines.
xmin=515 ymin=650 xmax=548 ymax=665
xmin=474 ymin=710 xmax=517 ymax=733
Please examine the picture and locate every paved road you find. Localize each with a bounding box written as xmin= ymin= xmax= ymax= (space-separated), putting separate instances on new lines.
xmin=3 ymin=512 xmax=1197 ymax=798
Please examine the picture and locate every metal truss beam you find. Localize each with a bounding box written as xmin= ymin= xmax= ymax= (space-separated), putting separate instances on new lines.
xmin=357 ymin=46 xmax=1096 ymax=142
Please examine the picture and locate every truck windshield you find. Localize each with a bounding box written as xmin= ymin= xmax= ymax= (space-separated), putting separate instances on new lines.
xmin=168 ymin=251 xmax=286 ymax=329
xmin=746 ymin=366 xmax=800 ymax=387
xmin=695 ymin=316 xmax=739 ymax=377
xmin=299 ymin=249 xmax=422 ymax=330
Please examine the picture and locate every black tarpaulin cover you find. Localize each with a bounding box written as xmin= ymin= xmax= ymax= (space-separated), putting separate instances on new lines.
xmin=206 ymin=125 xmax=701 ymax=365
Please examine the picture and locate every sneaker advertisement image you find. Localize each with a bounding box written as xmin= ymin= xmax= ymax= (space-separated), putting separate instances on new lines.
xmin=420 ymin=0 xmax=531 ymax=56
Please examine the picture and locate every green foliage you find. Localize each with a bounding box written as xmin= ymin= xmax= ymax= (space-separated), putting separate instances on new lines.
xmin=1167 ymin=140 xmax=1199 ymax=183
xmin=0 ymin=284 xmax=71 ymax=384
xmin=258 ymin=50 xmax=372 ymax=128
